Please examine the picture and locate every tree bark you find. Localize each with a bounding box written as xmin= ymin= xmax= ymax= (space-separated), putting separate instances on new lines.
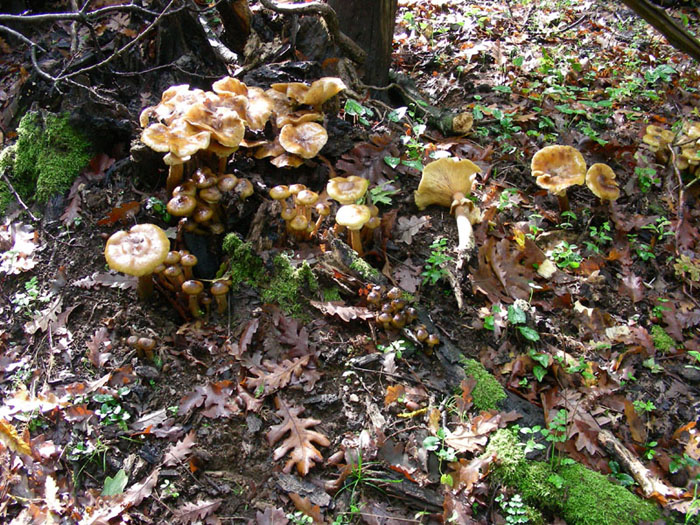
xmin=328 ymin=0 xmax=397 ymax=87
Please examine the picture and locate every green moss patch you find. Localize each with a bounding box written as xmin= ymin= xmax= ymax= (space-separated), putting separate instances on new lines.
xmin=462 ymin=358 xmax=506 ymax=411
xmin=650 ymin=324 xmax=675 ymax=352
xmin=486 ymin=428 xmax=663 ymax=525
xmin=0 ymin=111 xmax=92 ymax=215
xmin=221 ymin=234 xmax=318 ymax=316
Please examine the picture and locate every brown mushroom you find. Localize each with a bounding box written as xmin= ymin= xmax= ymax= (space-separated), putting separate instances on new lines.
xmin=335 ymin=204 xmax=372 ymax=255
xmin=279 ymin=122 xmax=328 ymax=159
xmin=299 ymin=77 xmax=347 ymax=107
xmin=104 ymin=224 xmax=170 ymax=299
xmin=310 ymin=201 xmax=331 ymax=237
xmin=586 ymin=163 xmax=620 ymax=203
xmin=182 ymin=280 xmax=204 ymax=318
xmin=642 ymin=125 xmax=675 ymax=153
xmin=414 ymin=157 xmax=482 ymax=252
xmin=167 ymin=194 xmax=197 ymax=217
xmin=531 ymin=145 xmax=586 ymax=212
xmin=327 ymin=176 xmax=370 ymax=205
xmin=180 ymin=253 xmax=198 ymax=280
xmin=210 ymin=281 xmax=230 ymax=314
xmin=136 ymin=337 xmax=156 ymax=360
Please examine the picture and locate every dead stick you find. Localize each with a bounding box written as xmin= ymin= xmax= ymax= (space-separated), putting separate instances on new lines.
xmin=0 ymin=171 xmax=40 ymax=222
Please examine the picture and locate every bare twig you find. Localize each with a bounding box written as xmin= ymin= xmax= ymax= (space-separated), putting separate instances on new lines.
xmin=0 ymin=171 xmax=40 ymax=222
xmin=0 ymin=4 xmax=162 ymax=23
xmin=258 ymin=0 xmax=366 ymax=64
xmin=0 ymin=24 xmax=46 ymax=51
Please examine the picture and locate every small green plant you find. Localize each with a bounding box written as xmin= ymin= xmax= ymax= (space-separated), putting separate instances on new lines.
xmin=642 ymin=357 xmax=663 ymax=374
xmin=498 ymin=188 xmax=520 ymax=211
xmin=520 ymin=426 xmax=546 ymax=455
xmin=550 ymin=241 xmax=582 ymax=270
xmin=496 ymin=493 xmax=530 ymax=524
xmin=651 ymin=298 xmax=670 ymax=320
xmin=669 ymin=453 xmax=700 ymax=474
xmin=608 ymin=460 xmax=636 ymax=487
xmin=369 ymin=184 xmax=399 ymax=206
xmin=528 ymin=349 xmax=550 ymax=382
xmin=421 ymin=237 xmax=454 ymax=286
xmin=635 ymin=166 xmax=659 ymax=193
xmin=585 ymin=222 xmax=612 ymax=254
xmin=93 ymin=388 xmax=131 ymax=431
xmin=687 ymin=351 xmax=700 ymax=371
xmin=159 ymin=479 xmax=180 ymax=500
xmin=145 ymin=196 xmax=171 ymax=222
xmin=674 ymin=255 xmax=700 ymax=284
xmin=67 ymin=436 xmax=110 ymax=481
xmin=377 ymin=339 xmax=412 ymax=360
xmin=541 ymin=409 xmax=568 ymax=467
xmin=642 ymin=217 xmax=674 ymax=242
xmin=11 ymin=276 xmax=52 ymax=316
xmin=642 ymin=441 xmax=658 ymax=460
xmin=632 ymin=399 xmax=656 ymax=414
xmin=335 ymin=452 xmax=401 ymax=503
xmin=650 ymin=324 xmax=675 ymax=352
xmin=526 ymin=213 xmax=544 ymax=240
xmin=424 ymin=427 xmax=459 ymax=486
xmin=559 ymin=210 xmax=576 ymax=229
xmin=344 ymin=99 xmax=373 ymax=126
xmin=627 ymin=234 xmax=655 ymax=261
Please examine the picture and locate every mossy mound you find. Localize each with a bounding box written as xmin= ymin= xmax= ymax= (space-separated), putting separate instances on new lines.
xmin=462 ymin=358 xmax=506 ymax=411
xmin=0 ymin=111 xmax=92 ymax=215
xmin=221 ymin=234 xmax=318 ymax=316
xmin=486 ymin=428 xmax=663 ymax=525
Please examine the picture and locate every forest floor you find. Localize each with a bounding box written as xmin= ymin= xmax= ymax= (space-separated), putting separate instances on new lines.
xmin=0 ymin=0 xmax=699 ymax=524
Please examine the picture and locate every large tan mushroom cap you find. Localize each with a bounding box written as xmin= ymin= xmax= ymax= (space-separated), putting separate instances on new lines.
xmin=276 ymin=111 xmax=323 ymax=128
xmin=336 ymin=204 xmax=371 ymax=231
xmin=271 ymin=153 xmax=305 ymax=168
xmin=278 ymin=122 xmax=328 ymax=159
xmin=244 ymin=87 xmax=274 ymax=130
xmin=327 ymin=176 xmax=370 ymax=204
xmin=586 ymin=163 xmax=620 ymax=201
xmin=414 ymin=157 xmax=480 ymax=210
xmin=300 ymin=77 xmax=346 ymax=106
xmin=212 ymin=76 xmax=248 ymax=97
xmin=105 ymin=224 xmax=170 ymax=277
xmin=184 ymin=104 xmax=245 ymax=148
xmin=139 ymin=85 xmax=206 ymax=127
xmin=531 ymin=145 xmax=586 ymax=196
xmin=141 ymin=118 xmax=211 ymax=158
xmin=255 ymin=139 xmax=286 ymax=159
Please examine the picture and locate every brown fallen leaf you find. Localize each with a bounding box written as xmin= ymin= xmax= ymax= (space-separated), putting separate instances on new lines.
xmin=0 ymin=222 xmax=39 ymax=274
xmin=310 ymin=300 xmax=375 ymax=322
xmin=72 ymin=271 xmax=137 ymax=291
xmin=255 ymin=507 xmax=289 ymax=525
xmin=162 ymin=430 xmax=197 ymax=466
xmin=97 ymin=200 xmax=141 ymax=226
xmin=0 ymin=418 xmax=31 ymax=455
xmin=245 ymin=356 xmax=311 ymax=397
xmin=86 ymin=327 xmax=112 ymax=368
xmin=384 ymin=384 xmax=406 ymax=407
xmin=288 ymin=493 xmax=324 ymax=525
xmin=24 ymin=296 xmax=63 ymax=335
xmin=624 ymin=399 xmax=647 ymax=444
xmin=266 ymin=396 xmax=330 ymax=476
xmin=444 ymin=413 xmax=500 ymax=453
xmin=173 ymin=498 xmax=222 ymax=524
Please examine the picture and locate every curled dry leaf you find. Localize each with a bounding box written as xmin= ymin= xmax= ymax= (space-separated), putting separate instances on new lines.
xmin=173 ymin=498 xmax=222 ymax=524
xmin=72 ymin=271 xmax=138 ymax=291
xmin=245 ymin=355 xmax=317 ymax=397
xmin=266 ymin=396 xmax=330 ymax=476
xmin=310 ymin=300 xmax=375 ymax=322
xmin=162 ymin=430 xmax=197 ymax=466
xmin=86 ymin=327 xmax=112 ymax=368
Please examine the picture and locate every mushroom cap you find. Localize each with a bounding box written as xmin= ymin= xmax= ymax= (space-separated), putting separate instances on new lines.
xmin=235 ymin=178 xmax=254 ymax=199
xmin=290 ymin=214 xmax=309 ymax=231
xmin=244 ymin=87 xmax=274 ymax=131
xmin=139 ymin=85 xmax=205 ymax=127
xmin=276 ymin=111 xmax=323 ymax=128
xmin=270 ymin=185 xmax=291 ymax=200
xmin=278 ymin=122 xmax=328 ymax=159
xmin=296 ymin=189 xmax=319 ymax=207
xmin=300 ymin=77 xmax=346 ymax=106
xmin=270 ymin=82 xmax=310 ymax=103
xmin=414 ymin=157 xmax=480 ymax=210
xmin=217 ymin=174 xmax=238 ymax=192
xmin=254 ymin=140 xmax=286 ymax=159
xmin=327 ymin=176 xmax=370 ymax=204
xmin=336 ymin=204 xmax=372 ymax=231
xmin=200 ymin=186 xmax=223 ymax=204
xmin=210 ymin=281 xmax=230 ymax=296
xmin=105 ymin=224 xmax=170 ymax=277
xmin=642 ymin=125 xmax=675 ymax=151
xmin=181 ymin=253 xmax=198 ymax=267
xmin=141 ymin=119 xmax=211 ymax=158
xmin=167 ymin=194 xmax=197 ymax=216
xmin=531 ymin=145 xmax=586 ymax=196
xmin=184 ymin=103 xmax=245 ymax=148
xmin=182 ymin=280 xmax=204 ymax=295
xmin=586 ymin=163 xmax=620 ymax=201
xmin=207 ymin=140 xmax=239 ymax=159
xmin=212 ymin=76 xmax=248 ymax=97
xmin=271 ymin=153 xmax=305 ymax=168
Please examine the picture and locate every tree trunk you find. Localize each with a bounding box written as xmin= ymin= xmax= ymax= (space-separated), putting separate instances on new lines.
xmin=328 ymin=0 xmax=397 ymax=87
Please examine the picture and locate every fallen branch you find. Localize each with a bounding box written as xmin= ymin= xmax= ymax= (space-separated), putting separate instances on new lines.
xmin=258 ymin=0 xmax=366 ymax=64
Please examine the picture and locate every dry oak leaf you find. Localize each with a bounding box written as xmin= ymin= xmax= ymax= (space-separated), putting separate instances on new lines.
xmin=289 ymin=493 xmax=324 ymax=524
xmin=395 ymin=215 xmax=430 ymax=245
xmin=173 ymin=498 xmax=222 ymax=524
xmin=72 ymin=271 xmax=138 ymax=291
xmin=162 ymin=430 xmax=197 ymax=466
xmin=0 ymin=418 xmax=31 ymax=455
xmin=86 ymin=327 xmax=112 ymax=368
xmin=266 ymin=396 xmax=330 ymax=476
xmin=335 ymin=133 xmax=402 ymax=185
xmin=310 ymin=300 xmax=375 ymax=322
xmin=179 ymin=380 xmax=239 ymax=418
xmin=246 ymin=356 xmax=311 ymax=396
xmin=444 ymin=413 xmax=500 ymax=453
xmin=24 ymin=296 xmax=63 ymax=335
xmin=0 ymin=222 xmax=39 ymax=274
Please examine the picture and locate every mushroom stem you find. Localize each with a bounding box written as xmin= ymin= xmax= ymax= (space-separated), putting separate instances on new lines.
xmin=137 ymin=275 xmax=154 ymax=300
xmin=452 ymin=193 xmax=476 ymax=252
xmin=166 ymin=164 xmax=184 ymax=195
xmin=218 ymin=156 xmax=227 ymax=175
xmin=348 ymin=229 xmax=364 ymax=256
xmin=556 ymin=191 xmax=570 ymax=213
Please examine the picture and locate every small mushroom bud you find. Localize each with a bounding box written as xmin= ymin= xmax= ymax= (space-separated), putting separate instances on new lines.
xmin=217 ymin=174 xmax=238 ymax=193
xmin=180 ymin=253 xmax=198 ymax=280
xmin=290 ymin=214 xmax=309 ymax=239
xmin=310 ymin=202 xmax=331 ymax=237
xmin=235 ymin=178 xmax=254 ymax=200
xmin=367 ymin=290 xmax=382 ymax=306
xmin=405 ymin=307 xmax=417 ymax=323
xmin=165 ymin=251 xmax=181 ymax=267
xmin=380 ymin=302 xmax=393 ymax=315
xmin=164 ymin=265 xmax=185 ymax=288
xmin=127 ymin=335 xmax=139 ymax=348
xmin=193 ymin=204 xmax=214 ymax=223
xmin=173 ymin=181 xmax=197 ymax=197
xmin=386 ymin=287 xmax=402 ymax=301
xmin=289 ymin=183 xmax=306 ymax=195
xmin=376 ymin=312 xmax=393 ymax=330
xmin=136 ymin=337 xmax=156 ymax=360
xmin=210 ymin=280 xmax=230 ymax=314
xmin=193 ymin=167 xmax=217 ymax=189
xmin=415 ymin=325 xmax=429 ymax=342
xmin=296 ymin=189 xmax=319 ymax=220
xmin=392 ymin=312 xmax=407 ymax=329
xmin=270 ymin=185 xmax=291 ymax=201
xmin=426 ymin=333 xmax=440 ymax=350
xmin=209 ymin=223 xmax=225 ymax=235
xmin=182 ymin=280 xmax=204 ymax=318
xmin=390 ymin=298 xmax=406 ymax=312
xmin=281 ymin=206 xmax=297 ymax=222
xmin=167 ymin=194 xmax=197 ymax=217
xmin=200 ymin=294 xmax=212 ymax=318
xmin=199 ymin=186 xmax=222 ymax=205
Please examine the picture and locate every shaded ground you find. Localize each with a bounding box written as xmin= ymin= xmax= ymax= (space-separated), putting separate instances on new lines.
xmin=0 ymin=0 xmax=699 ymax=524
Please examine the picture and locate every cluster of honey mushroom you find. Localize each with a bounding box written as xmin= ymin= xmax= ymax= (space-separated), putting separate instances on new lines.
xmin=140 ymin=75 xmax=347 ymax=195
xmin=166 ymin=167 xmax=253 ymax=235
xmin=269 ymin=175 xmax=381 ymax=255
xmin=643 ymin=122 xmax=700 ymax=173
xmin=366 ymin=285 xmax=440 ymax=352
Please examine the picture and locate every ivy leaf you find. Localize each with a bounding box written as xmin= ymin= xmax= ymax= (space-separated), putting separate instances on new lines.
xmin=533 ymin=365 xmax=547 ymax=382
xmin=507 ymin=305 xmax=527 ymax=325
xmin=518 ymin=326 xmax=540 ymax=341
xmin=402 ymin=159 xmax=423 ymax=171
xmin=102 ymin=469 xmax=128 ymax=496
